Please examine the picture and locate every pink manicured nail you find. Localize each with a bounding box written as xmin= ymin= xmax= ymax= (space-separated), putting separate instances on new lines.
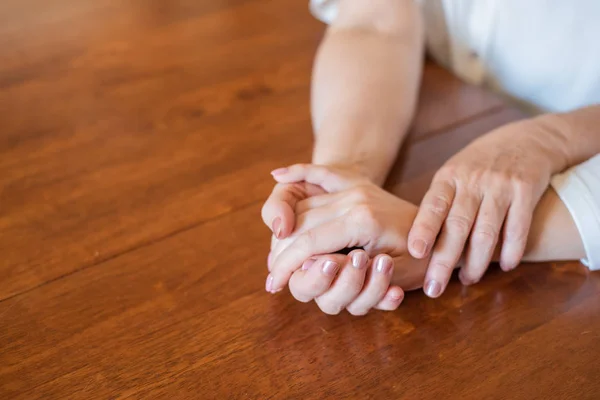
xmin=302 ymin=258 xmax=317 ymax=271
xmin=322 ymin=260 xmax=339 ymax=276
xmin=272 ymin=217 xmax=282 ymax=239
xmin=412 ymin=239 xmax=428 ymax=257
xmin=351 ymin=252 xmax=367 ymax=269
xmin=265 ymin=274 xmax=274 ymax=292
xmin=270 ymin=168 xmax=288 ymax=176
xmin=425 ymin=280 xmax=441 ymax=298
xmin=376 ymin=257 xmax=392 ymax=274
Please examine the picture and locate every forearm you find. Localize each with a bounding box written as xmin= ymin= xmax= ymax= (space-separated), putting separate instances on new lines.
xmin=311 ymin=0 xmax=424 ymax=185
xmin=504 ymin=105 xmax=600 ymax=260
xmin=533 ymin=104 xmax=600 ymax=172
xmin=520 ymin=187 xmax=585 ymax=262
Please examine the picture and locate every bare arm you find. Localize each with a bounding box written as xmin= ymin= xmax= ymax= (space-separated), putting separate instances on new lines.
xmin=520 ymin=188 xmax=585 ymax=261
xmin=513 ymin=105 xmax=600 ymax=260
xmin=311 ymin=0 xmax=424 ymax=185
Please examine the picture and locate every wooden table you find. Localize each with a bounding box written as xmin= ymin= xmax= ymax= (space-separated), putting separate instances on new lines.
xmin=1 ymin=1 xmax=599 ymax=399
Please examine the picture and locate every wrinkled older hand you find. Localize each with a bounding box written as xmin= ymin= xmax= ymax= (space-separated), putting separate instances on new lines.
xmin=408 ymin=118 xmax=568 ymax=298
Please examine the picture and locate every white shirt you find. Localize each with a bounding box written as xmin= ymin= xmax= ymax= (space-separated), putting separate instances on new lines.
xmin=310 ymin=0 xmax=600 ymax=269
xmin=310 ymin=0 xmax=600 ymax=114
xmin=551 ymin=155 xmax=600 ymax=270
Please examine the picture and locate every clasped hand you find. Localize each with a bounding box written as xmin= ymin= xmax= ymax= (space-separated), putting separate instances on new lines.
xmin=262 ymin=119 xmax=562 ymax=313
xmin=263 ymin=164 xmax=427 ymax=315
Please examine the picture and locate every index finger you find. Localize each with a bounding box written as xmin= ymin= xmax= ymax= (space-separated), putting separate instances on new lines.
xmin=407 ymin=180 xmax=456 ymax=259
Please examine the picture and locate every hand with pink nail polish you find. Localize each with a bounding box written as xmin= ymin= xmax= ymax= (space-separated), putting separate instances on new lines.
xmin=266 ymin=164 xmax=430 ymax=299
xmin=286 ymin=250 xmax=407 ymax=315
xmin=261 ymin=164 xmax=369 ymax=242
xmin=261 ymin=177 xmax=326 ymax=242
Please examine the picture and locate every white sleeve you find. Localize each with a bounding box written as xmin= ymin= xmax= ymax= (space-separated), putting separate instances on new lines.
xmin=309 ymin=0 xmax=429 ymax=24
xmin=309 ymin=0 xmax=338 ymax=24
xmin=550 ymin=154 xmax=600 ymax=270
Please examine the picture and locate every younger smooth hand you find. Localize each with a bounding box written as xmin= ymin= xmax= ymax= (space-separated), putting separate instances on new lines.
xmin=266 ymin=164 xmax=420 ymax=296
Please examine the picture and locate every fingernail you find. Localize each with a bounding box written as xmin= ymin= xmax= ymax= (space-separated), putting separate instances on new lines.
xmin=322 ymin=260 xmax=339 ymax=276
xmin=270 ymin=168 xmax=288 ymax=176
xmin=351 ymin=252 xmax=367 ymax=269
xmin=302 ymin=258 xmax=317 ymax=271
xmin=412 ymin=239 xmax=428 ymax=257
xmin=376 ymin=257 xmax=392 ymax=274
xmin=265 ymin=274 xmax=274 ymax=292
xmin=425 ymin=280 xmax=441 ymax=298
xmin=272 ymin=217 xmax=282 ymax=239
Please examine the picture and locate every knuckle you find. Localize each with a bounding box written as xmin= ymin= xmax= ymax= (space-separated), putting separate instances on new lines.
xmin=445 ymin=214 xmax=473 ymax=235
xmin=318 ymin=166 xmax=332 ymax=180
xmin=412 ymin=228 xmax=437 ymax=245
xmin=296 ymin=229 xmax=317 ymax=249
xmin=471 ymin=223 xmax=499 ymax=245
xmin=306 ymin=276 xmax=326 ymax=295
xmin=505 ymin=224 xmax=528 ymax=243
xmin=352 ymin=204 xmax=379 ymax=233
xmin=433 ymin=261 xmax=454 ymax=273
xmin=427 ymin=194 xmax=452 ymax=217
xmin=340 ymin=277 xmax=364 ymax=295
xmin=294 ymin=163 xmax=310 ymax=172
xmin=512 ymin=180 xmax=532 ymax=197
xmin=353 ymin=204 xmax=374 ymax=220
xmin=477 ymin=170 xmax=510 ymax=188
xmin=466 ymin=168 xmax=486 ymax=184
xmin=490 ymin=191 xmax=510 ymax=209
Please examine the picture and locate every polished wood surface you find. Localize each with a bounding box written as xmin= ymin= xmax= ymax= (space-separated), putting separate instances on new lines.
xmin=1 ymin=1 xmax=598 ymax=399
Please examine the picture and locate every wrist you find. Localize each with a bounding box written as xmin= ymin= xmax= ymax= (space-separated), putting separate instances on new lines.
xmin=312 ymin=143 xmax=393 ymax=186
xmin=311 ymin=157 xmax=388 ymax=186
xmin=528 ymin=113 xmax=574 ymax=174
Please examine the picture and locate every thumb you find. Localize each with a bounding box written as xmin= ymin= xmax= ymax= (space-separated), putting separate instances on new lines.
xmin=270 ymin=164 xmax=361 ymax=193
xmin=261 ymin=182 xmax=325 ymax=239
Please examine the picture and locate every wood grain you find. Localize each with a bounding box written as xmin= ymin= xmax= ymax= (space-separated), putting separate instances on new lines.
xmin=0 ymin=1 xmax=502 ymax=301
xmin=1 ymin=1 xmax=598 ymax=399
